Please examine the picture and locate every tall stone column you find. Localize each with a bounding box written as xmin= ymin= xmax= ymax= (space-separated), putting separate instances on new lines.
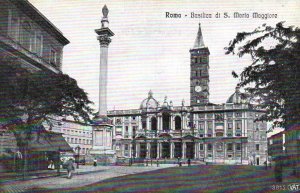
xmin=96 ymin=5 xmax=114 ymax=117
xmin=91 ymin=5 xmax=115 ymax=158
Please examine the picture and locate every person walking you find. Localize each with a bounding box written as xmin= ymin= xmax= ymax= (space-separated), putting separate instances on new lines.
xmin=66 ymin=158 xmax=75 ymax=179
xmin=188 ymin=158 xmax=191 ymax=167
xmin=48 ymin=160 xmax=55 ymax=170
xmin=93 ymin=158 xmax=97 ymax=167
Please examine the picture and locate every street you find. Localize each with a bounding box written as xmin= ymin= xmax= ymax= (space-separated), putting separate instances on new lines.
xmin=1 ymin=164 xmax=299 ymax=193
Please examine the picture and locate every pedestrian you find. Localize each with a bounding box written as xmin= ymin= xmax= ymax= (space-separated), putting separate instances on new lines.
xmin=156 ymin=159 xmax=159 ymax=167
xmin=48 ymin=160 xmax=55 ymax=170
xmin=274 ymin=156 xmax=283 ymax=182
xmin=188 ymin=158 xmax=191 ymax=166
xmin=93 ymin=158 xmax=97 ymax=167
xmin=66 ymin=158 xmax=75 ymax=179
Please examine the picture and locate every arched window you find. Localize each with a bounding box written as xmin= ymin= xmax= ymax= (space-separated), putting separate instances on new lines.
xmin=175 ymin=116 xmax=181 ymax=130
xmin=162 ymin=113 xmax=170 ymax=131
xmin=151 ymin=117 xmax=157 ymax=131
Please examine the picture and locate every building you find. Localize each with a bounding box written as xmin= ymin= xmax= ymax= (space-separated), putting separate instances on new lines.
xmin=268 ymin=131 xmax=285 ymax=160
xmin=107 ymin=24 xmax=268 ymax=165
xmin=45 ymin=119 xmax=93 ymax=156
xmin=0 ymin=0 xmax=69 ymax=73
xmin=0 ymin=0 xmax=70 ymax=170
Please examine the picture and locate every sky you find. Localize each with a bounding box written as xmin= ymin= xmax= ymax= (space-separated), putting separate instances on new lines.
xmin=29 ymin=0 xmax=300 ymax=113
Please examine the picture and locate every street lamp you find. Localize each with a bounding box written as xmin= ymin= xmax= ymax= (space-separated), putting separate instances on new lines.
xmin=75 ymin=145 xmax=81 ymax=169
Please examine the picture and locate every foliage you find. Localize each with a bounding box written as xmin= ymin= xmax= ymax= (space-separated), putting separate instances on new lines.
xmin=225 ymin=22 xmax=300 ymax=128
xmin=0 ymin=59 xmax=94 ymax=147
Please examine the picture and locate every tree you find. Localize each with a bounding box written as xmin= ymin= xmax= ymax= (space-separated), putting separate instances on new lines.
xmin=225 ymin=22 xmax=300 ymax=128
xmin=225 ymin=22 xmax=300 ymax=175
xmin=0 ymin=58 xmax=94 ymax=174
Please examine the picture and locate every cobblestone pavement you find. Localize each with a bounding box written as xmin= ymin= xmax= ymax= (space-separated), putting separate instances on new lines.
xmin=0 ymin=164 xmax=176 ymax=193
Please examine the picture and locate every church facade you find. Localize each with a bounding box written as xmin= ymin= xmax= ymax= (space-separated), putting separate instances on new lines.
xmin=107 ymin=24 xmax=268 ymax=165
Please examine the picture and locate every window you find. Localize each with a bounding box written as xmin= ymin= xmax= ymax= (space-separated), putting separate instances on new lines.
xmin=71 ymin=138 xmax=74 ymax=143
xmin=199 ymin=122 xmax=205 ymax=130
xmin=235 ymin=120 xmax=242 ymax=130
xmin=79 ymin=139 xmax=81 ymax=144
xmin=269 ymin=139 xmax=273 ymax=145
xmin=227 ymin=122 xmax=233 ymax=130
xmin=75 ymin=138 xmax=77 ymax=143
xmin=9 ymin=11 xmax=19 ymax=41
xmin=199 ymin=134 xmax=204 ymax=138
xmin=50 ymin=48 xmax=57 ymax=65
xmin=35 ymin=32 xmax=43 ymax=56
xmin=200 ymin=144 xmax=204 ymax=150
xmin=227 ymin=143 xmax=233 ymax=151
xmin=207 ymin=144 xmax=212 ymax=151
xmin=124 ymin=144 xmax=129 ymax=151
xmin=236 ymin=143 xmax=241 ymax=151
xmin=256 ymin=144 xmax=260 ymax=151
xmin=125 ymin=126 xmax=129 ymax=132
xmin=132 ymin=116 xmax=136 ymax=121
xmin=227 ymin=112 xmax=233 ymax=118
xmin=207 ymin=121 xmax=213 ymax=130
xmin=83 ymin=139 xmax=86 ymax=144
xmin=20 ymin=21 xmax=33 ymax=51
xmin=235 ymin=112 xmax=242 ymax=118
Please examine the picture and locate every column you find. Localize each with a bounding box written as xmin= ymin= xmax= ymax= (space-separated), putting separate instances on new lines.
xmin=159 ymin=142 xmax=162 ymax=158
xmin=157 ymin=116 xmax=160 ymax=131
xmin=224 ymin=142 xmax=227 ymax=162
xmin=146 ymin=116 xmax=150 ymax=132
xmin=170 ymin=115 xmax=174 ymax=130
xmin=146 ymin=142 xmax=150 ymax=159
xmin=194 ymin=142 xmax=198 ymax=159
xmin=170 ymin=142 xmax=174 ymax=159
xmin=157 ymin=142 xmax=160 ymax=159
xmin=182 ymin=142 xmax=186 ymax=159
xmin=136 ymin=143 xmax=140 ymax=158
xmin=233 ymin=120 xmax=236 ymax=137
xmin=129 ymin=143 xmax=132 ymax=158
xmin=212 ymin=143 xmax=215 ymax=163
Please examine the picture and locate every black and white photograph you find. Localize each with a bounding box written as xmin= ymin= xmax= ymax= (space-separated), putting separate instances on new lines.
xmin=0 ymin=0 xmax=299 ymax=192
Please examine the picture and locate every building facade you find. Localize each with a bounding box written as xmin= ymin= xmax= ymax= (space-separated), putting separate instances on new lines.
xmin=107 ymin=24 xmax=268 ymax=165
xmin=0 ymin=0 xmax=69 ymax=73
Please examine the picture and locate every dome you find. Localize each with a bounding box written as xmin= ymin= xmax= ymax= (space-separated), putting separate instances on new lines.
xmin=140 ymin=90 xmax=159 ymax=109
xmin=226 ymin=86 xmax=249 ymax=104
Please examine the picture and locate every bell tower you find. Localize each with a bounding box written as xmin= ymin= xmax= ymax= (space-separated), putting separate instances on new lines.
xmin=190 ymin=23 xmax=210 ymax=106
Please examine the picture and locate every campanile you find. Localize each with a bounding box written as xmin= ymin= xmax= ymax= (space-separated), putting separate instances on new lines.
xmin=190 ymin=23 xmax=210 ymax=106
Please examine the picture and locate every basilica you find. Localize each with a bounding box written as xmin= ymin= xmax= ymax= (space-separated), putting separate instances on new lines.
xmin=107 ymin=24 xmax=268 ymax=165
